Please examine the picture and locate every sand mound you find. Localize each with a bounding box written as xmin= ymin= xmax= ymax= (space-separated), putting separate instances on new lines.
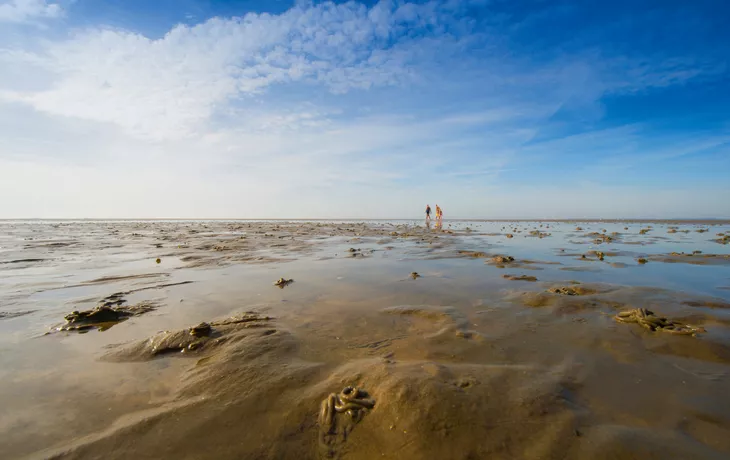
xmin=103 ymin=312 xmax=274 ymax=361
xmin=33 ymin=293 xmax=730 ymax=459
xmin=48 ymin=348 xmax=583 ymax=460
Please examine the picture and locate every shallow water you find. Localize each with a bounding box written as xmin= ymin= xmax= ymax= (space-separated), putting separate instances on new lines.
xmin=1 ymin=220 xmax=730 ymax=459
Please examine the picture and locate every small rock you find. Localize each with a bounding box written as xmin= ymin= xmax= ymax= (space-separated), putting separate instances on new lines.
xmin=189 ymin=322 xmax=212 ymax=337
xmin=274 ymin=277 xmax=293 ymax=288
xmin=491 ymin=255 xmax=515 ymax=264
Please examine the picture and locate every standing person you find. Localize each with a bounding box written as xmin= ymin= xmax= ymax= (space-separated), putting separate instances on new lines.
xmin=425 ymin=204 xmax=432 ymax=222
xmin=435 ymin=205 xmax=442 ymax=223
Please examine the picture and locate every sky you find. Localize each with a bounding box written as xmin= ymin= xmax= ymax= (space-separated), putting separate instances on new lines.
xmin=0 ymin=0 xmax=728 ymax=219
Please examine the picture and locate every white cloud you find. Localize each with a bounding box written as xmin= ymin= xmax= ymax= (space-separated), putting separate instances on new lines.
xmin=0 ymin=0 xmax=714 ymax=142
xmin=0 ymin=0 xmax=727 ymax=218
xmin=0 ymin=1 xmax=469 ymax=140
xmin=0 ymin=0 xmax=61 ymax=23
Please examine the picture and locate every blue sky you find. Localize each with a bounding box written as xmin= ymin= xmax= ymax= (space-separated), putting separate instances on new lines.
xmin=0 ymin=0 xmax=728 ymax=218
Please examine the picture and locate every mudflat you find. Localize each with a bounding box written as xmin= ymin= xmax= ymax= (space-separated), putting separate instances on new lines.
xmin=1 ymin=219 xmax=730 ymax=459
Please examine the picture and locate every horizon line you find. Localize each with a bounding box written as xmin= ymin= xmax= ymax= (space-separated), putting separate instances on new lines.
xmin=1 ymin=217 xmax=729 ymax=223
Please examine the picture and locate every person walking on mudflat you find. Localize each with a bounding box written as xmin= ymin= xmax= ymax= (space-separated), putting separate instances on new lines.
xmin=425 ymin=204 xmax=432 ymax=222
xmin=435 ymin=204 xmax=443 ymax=223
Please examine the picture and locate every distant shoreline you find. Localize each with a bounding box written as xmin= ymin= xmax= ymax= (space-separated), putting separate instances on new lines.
xmin=1 ymin=218 xmax=729 ymax=224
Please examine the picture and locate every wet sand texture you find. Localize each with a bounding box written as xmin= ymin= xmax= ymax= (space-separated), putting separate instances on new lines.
xmin=1 ymin=220 xmax=729 ymax=459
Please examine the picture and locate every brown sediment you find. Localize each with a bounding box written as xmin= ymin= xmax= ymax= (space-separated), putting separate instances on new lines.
xmin=380 ymin=305 xmax=468 ymax=327
xmin=457 ymin=250 xmax=490 ymax=258
xmin=522 ymin=259 xmax=562 ymax=266
xmin=506 ymin=283 xmax=623 ymax=310
xmin=614 ymin=308 xmax=705 ymax=335
xmin=380 ymin=305 xmax=482 ymax=341
xmin=648 ymin=339 xmax=730 ymax=365
xmin=491 ymin=255 xmax=515 ymax=264
xmin=151 ymin=221 xmax=464 ymax=268
xmin=584 ymin=232 xmax=617 ymax=244
xmin=103 ymin=312 xmax=273 ymax=361
xmin=3 ymin=220 xmax=730 ymax=460
xmin=713 ymin=234 xmax=730 ymax=245
xmin=503 ymin=274 xmax=538 ymax=282
xmin=555 ymin=251 xmax=585 ymax=258
xmin=501 ymin=284 xmax=730 ymax=345
xmin=55 ymin=298 xmax=158 ymax=332
xmin=682 ymin=300 xmax=730 ymax=309
xmin=647 ymin=253 xmax=730 ymax=266
xmin=48 ymin=351 xmax=583 ymax=460
xmin=518 ymin=291 xmax=558 ymax=307
xmin=560 ymin=266 xmax=603 ymax=272
xmin=547 ymin=286 xmax=598 ymax=296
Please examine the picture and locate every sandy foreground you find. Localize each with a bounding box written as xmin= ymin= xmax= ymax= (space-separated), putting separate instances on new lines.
xmin=1 ymin=220 xmax=730 ymax=459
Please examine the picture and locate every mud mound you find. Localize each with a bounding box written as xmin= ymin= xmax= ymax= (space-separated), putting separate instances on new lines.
xmin=489 ymin=254 xmax=515 ymax=265
xmin=49 ymin=352 xmax=584 ymax=460
xmin=305 ymin=359 xmax=581 ymax=460
xmin=508 ymin=284 xmax=617 ymax=311
xmin=104 ymin=312 xmax=273 ymax=361
xmin=614 ymin=308 xmax=705 ymax=335
xmin=55 ymin=300 xmax=158 ymax=332
xmin=30 ymin=286 xmax=730 ymax=460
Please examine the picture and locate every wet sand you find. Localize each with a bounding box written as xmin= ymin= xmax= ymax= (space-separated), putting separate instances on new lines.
xmin=1 ymin=219 xmax=730 ymax=459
